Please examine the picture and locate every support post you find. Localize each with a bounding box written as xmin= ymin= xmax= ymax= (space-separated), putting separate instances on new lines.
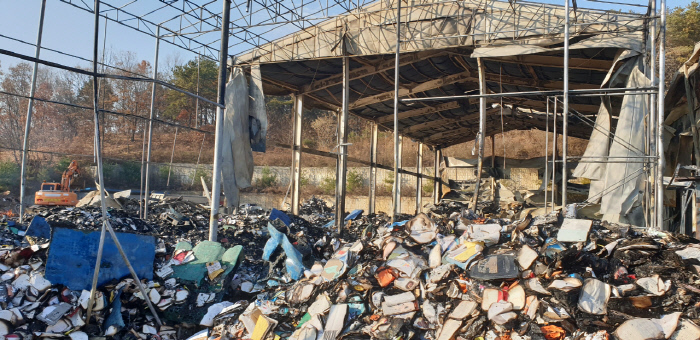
xmin=491 ymin=136 xmax=495 ymax=169
xmin=143 ymin=26 xmax=161 ymax=221
xmin=335 ymin=56 xmax=350 ymax=231
xmin=209 ymin=0 xmax=232 ymax=241
xmin=647 ymin=0 xmax=657 ymax=228
xmin=392 ymin=0 xmax=402 ymax=221
xmin=434 ymin=148 xmax=442 ymax=204
xmin=472 ymin=57 xmax=487 ymax=209
xmin=291 ymin=94 xmax=304 ymax=215
xmin=656 ymin=0 xmax=666 ymax=230
xmin=545 ymin=98 xmax=550 ymax=210
xmin=19 ymin=0 xmax=47 ymax=222
xmin=166 ymin=127 xmax=178 ymax=187
xmin=85 ymin=1 xmax=162 ymax=327
xmin=551 ymin=98 xmax=558 ymax=211
xmin=397 ymin=135 xmax=403 ymax=214
xmin=139 ymin=126 xmax=146 ymax=218
xmin=369 ymin=123 xmax=378 ymax=214
xmin=416 ymin=142 xmax=423 ymax=214
xmin=562 ymin=0 xmax=570 ymax=208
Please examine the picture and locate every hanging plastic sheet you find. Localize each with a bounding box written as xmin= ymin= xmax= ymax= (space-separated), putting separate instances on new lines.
xmin=249 ymin=64 xmax=268 ymax=152
xmin=599 ymin=59 xmax=650 ymax=221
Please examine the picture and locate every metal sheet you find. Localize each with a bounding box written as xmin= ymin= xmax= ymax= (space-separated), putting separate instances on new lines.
xmin=45 ymin=227 xmax=155 ymax=291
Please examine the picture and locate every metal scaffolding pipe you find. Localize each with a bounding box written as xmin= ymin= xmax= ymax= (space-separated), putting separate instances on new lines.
xmin=473 ymin=57 xmax=487 ymax=209
xmin=562 ymin=0 xmax=570 ymax=208
xmin=291 ymin=94 xmax=304 ymax=215
xmin=649 ymin=0 xmax=658 ymax=229
xmin=392 ymin=0 xmax=402 ymax=220
xmin=369 ymin=123 xmax=378 ymax=214
xmin=416 ymin=142 xmax=423 ymax=213
xmin=85 ymin=1 xmax=162 ymax=327
xmin=434 ymin=148 xmax=442 ymax=204
xmin=656 ymin=0 xmax=666 ymax=230
xmin=209 ymin=0 xmax=232 ymax=241
xmin=143 ymin=26 xmax=161 ymax=221
xmin=552 ymin=98 xmax=558 ymax=212
xmin=545 ymin=97 xmax=550 ymax=210
xmin=166 ymin=127 xmax=178 ymax=187
xmin=86 ymin=0 xmax=106 ymax=323
xmin=19 ymin=0 xmax=47 ymax=223
xmin=397 ymin=135 xmax=403 ymax=214
xmin=335 ymin=56 xmax=350 ymax=231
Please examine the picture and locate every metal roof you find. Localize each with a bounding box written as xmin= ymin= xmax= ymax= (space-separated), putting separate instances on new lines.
xmin=235 ymin=0 xmax=647 ymax=147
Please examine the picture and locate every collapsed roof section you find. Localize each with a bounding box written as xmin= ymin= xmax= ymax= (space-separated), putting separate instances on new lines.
xmin=235 ymin=0 xmax=647 ymax=147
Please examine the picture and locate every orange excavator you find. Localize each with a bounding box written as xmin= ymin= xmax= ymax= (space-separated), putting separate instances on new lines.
xmin=35 ymin=160 xmax=81 ymax=206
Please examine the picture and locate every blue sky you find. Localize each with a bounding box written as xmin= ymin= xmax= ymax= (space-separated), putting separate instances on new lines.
xmin=0 ymin=0 xmax=693 ymax=73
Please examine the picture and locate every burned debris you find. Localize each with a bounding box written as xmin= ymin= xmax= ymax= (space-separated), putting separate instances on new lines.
xmin=0 ymin=196 xmax=697 ymax=340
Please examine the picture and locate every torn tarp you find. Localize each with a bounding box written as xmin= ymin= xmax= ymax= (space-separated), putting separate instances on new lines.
xmin=249 ymin=64 xmax=268 ymax=152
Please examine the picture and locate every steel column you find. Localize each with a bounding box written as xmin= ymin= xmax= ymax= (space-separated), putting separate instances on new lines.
xmin=209 ymin=0 xmax=232 ymax=241
xmin=434 ymin=148 xmax=442 ymax=204
xmin=397 ymin=135 xmax=403 ymax=214
xmin=552 ymin=98 xmax=558 ymax=211
xmin=143 ymin=26 xmax=161 ymax=221
xmin=335 ymin=57 xmax=350 ymax=231
xmin=545 ymin=98 xmax=550 ymax=210
xmin=85 ymin=1 xmax=162 ymax=327
xmin=416 ymin=142 xmax=423 ymax=213
xmin=18 ymin=0 xmax=47 ymax=222
xmin=647 ymin=0 xmax=657 ymax=228
xmin=562 ymin=0 xmax=570 ymax=207
xmin=473 ymin=57 xmax=487 ymax=209
xmin=369 ymin=123 xmax=378 ymax=214
xmin=86 ymin=0 xmax=106 ymax=323
xmin=291 ymin=94 xmax=304 ymax=215
xmin=656 ymin=0 xmax=666 ymax=230
xmin=166 ymin=127 xmax=178 ymax=187
xmin=392 ymin=0 xmax=402 ymax=220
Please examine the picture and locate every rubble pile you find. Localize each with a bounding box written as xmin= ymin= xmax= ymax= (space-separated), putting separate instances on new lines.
xmin=0 ymin=196 xmax=698 ymax=340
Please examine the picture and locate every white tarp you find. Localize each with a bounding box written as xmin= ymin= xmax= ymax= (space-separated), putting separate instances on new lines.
xmin=219 ymin=66 xmax=269 ymax=210
xmin=599 ymin=61 xmax=650 ymax=220
xmin=471 ymin=33 xmax=644 ymax=58
xmin=573 ymin=51 xmax=639 ymax=204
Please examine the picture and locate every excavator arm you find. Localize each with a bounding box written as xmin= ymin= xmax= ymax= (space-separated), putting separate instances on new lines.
xmin=60 ymin=160 xmax=81 ymax=192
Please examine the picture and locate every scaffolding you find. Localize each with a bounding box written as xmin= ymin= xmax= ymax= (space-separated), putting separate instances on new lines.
xmin=0 ymin=0 xmax=672 ymax=310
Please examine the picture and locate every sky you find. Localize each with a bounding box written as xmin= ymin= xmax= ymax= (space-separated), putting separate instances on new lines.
xmin=0 ymin=0 xmax=694 ymax=74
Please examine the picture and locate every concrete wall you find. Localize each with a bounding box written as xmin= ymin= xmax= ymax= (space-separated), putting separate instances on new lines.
xmin=90 ymin=163 xmax=541 ymax=192
xmin=239 ymin=192 xmax=435 ymax=215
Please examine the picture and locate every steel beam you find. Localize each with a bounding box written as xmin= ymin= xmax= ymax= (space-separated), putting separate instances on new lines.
xmin=392 ymin=0 xmax=402 ymax=221
xmin=369 ymin=123 xmax=378 ymax=214
xmin=656 ymin=0 xmax=666 ymax=229
xmin=335 ymin=56 xmax=350 ymax=231
xmin=472 ymin=57 xmax=487 ymax=209
xmin=396 ymin=135 xmax=403 ymax=214
xmin=434 ymin=148 xmax=442 ymax=204
xmin=562 ymin=0 xmax=570 ymax=208
xmin=302 ymin=51 xmax=446 ymax=94
xmin=416 ymin=142 xmax=423 ymax=214
xmin=291 ymin=94 xmax=304 ymax=215
xmin=143 ymin=26 xmax=161 ymax=221
xmin=376 ymin=101 xmax=461 ymax=124
xmin=484 ymin=55 xmax=614 ymax=72
xmin=209 ymin=0 xmax=231 ymax=241
xmin=19 ymin=0 xmax=47 ymax=223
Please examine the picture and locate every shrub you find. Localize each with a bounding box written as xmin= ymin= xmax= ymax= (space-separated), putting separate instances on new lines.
xmin=346 ymin=170 xmax=364 ymax=193
xmin=299 ymin=172 xmax=310 ymax=187
xmin=302 ymin=139 xmax=317 ymax=149
xmin=258 ymin=166 xmax=277 ymax=188
xmin=319 ymin=176 xmax=336 ymax=195
xmin=0 ymin=161 xmax=20 ymax=192
xmin=423 ymin=179 xmax=434 ymax=195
